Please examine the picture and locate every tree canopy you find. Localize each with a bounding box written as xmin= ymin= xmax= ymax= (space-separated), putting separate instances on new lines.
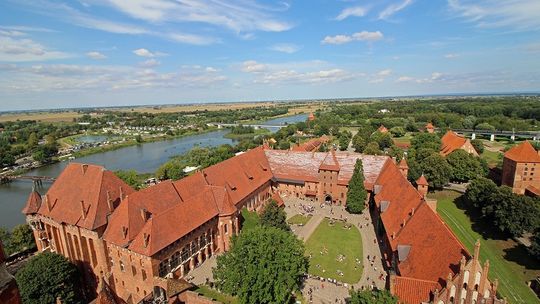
xmin=213 ymin=226 xmax=308 ymax=304
xmin=348 ymin=288 xmax=398 ymax=304
xmin=346 ymin=159 xmax=367 ymax=214
xmin=260 ymin=200 xmax=290 ymax=231
xmin=16 ymin=252 xmax=84 ymax=304
xmin=0 ymin=224 xmax=36 ymax=256
xmin=446 ymin=150 xmax=486 ymax=182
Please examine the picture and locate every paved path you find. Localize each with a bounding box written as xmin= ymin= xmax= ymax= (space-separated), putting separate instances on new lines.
xmin=284 ymin=196 xmax=387 ymax=303
xmin=296 ymin=214 xmax=323 ymax=241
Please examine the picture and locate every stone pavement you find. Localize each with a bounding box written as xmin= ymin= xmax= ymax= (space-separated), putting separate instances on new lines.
xmin=188 ymin=255 xmax=217 ymax=286
xmin=284 ymin=196 xmax=387 ymax=303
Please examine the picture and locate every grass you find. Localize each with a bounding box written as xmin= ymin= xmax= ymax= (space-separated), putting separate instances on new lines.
xmin=0 ymin=111 xmax=85 ymax=122
xmin=287 ymin=214 xmax=312 ymax=225
xmin=223 ymin=128 xmax=270 ymax=140
xmin=481 ymin=150 xmax=502 ymax=168
xmin=240 ymin=208 xmax=260 ymax=232
xmin=305 ymin=218 xmax=363 ymax=284
xmin=195 ymin=285 xmax=238 ymax=304
xmin=430 ymin=190 xmax=540 ymax=304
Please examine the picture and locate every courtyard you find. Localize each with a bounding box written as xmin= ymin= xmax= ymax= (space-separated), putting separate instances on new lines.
xmin=304 ymin=217 xmax=363 ymax=283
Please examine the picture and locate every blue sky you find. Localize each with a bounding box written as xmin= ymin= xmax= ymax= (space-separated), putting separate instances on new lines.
xmin=1 ymin=0 xmax=539 ymax=111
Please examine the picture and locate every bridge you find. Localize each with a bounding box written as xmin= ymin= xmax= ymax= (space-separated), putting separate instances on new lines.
xmin=0 ymin=175 xmax=56 ymax=185
xmin=450 ymin=129 xmax=540 ymax=141
xmin=213 ymin=123 xmax=287 ymax=129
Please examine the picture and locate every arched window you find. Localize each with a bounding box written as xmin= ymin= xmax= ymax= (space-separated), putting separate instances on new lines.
xmin=181 ymin=247 xmax=189 ymax=262
xmin=170 ymin=251 xmax=181 ymax=269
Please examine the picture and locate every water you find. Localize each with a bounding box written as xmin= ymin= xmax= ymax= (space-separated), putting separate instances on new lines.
xmin=0 ymin=114 xmax=307 ymax=229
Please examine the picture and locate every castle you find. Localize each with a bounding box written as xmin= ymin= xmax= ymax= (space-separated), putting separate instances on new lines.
xmin=23 ymin=146 xmax=504 ymax=303
xmin=501 ymin=141 xmax=540 ymax=196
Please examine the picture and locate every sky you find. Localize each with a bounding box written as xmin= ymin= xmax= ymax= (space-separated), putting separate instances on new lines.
xmin=0 ymin=0 xmax=539 ymax=111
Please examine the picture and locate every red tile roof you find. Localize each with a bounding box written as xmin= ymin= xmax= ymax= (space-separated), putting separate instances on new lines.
xmin=202 ymin=146 xmax=273 ymax=206
xmin=391 ymin=276 xmax=438 ymax=304
xmin=127 ymin=186 xmax=225 ymax=256
xmin=504 ymin=141 xmax=540 ymax=163
xmin=265 ymin=150 xmax=388 ymax=187
xmin=394 ymin=203 xmax=469 ymax=286
xmin=378 ymin=125 xmax=389 ymax=133
xmin=319 ymin=150 xmax=340 ymax=171
xmin=272 ymin=192 xmax=285 ymax=207
xmin=526 ymin=185 xmax=540 ymax=196
xmin=291 ymin=136 xmax=329 ymax=152
xmin=440 ymin=131 xmax=467 ymax=156
xmin=34 ymin=163 xmax=135 ymax=231
xmin=22 ymin=190 xmax=42 ymax=214
xmin=398 ymin=158 xmax=409 ymax=169
xmin=416 ymin=175 xmax=428 ymax=186
xmin=425 ymin=122 xmax=434 ymax=129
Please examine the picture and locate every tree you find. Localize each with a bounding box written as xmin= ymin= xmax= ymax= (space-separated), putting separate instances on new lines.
xmin=10 ymin=224 xmax=36 ymax=253
xmin=464 ymin=177 xmax=497 ymax=208
xmin=16 ymin=252 xmax=84 ymax=304
xmin=27 ymin=132 xmax=38 ymax=149
xmin=213 ymin=226 xmax=308 ymax=304
xmin=411 ymin=133 xmax=441 ymax=152
xmin=346 ymin=159 xmax=367 ymax=214
xmin=352 ymin=134 xmax=367 ymax=153
xmin=278 ymin=140 xmax=291 ymax=150
xmin=389 ymin=126 xmax=405 ymax=137
xmin=260 ymin=200 xmax=289 ymax=231
xmin=363 ymin=142 xmax=382 ymax=155
xmin=471 ymin=139 xmax=484 ymax=154
xmin=463 ymin=115 xmax=477 ymax=129
xmin=370 ymin=131 xmax=393 ymax=149
xmin=475 ymin=122 xmax=495 ymax=131
xmin=348 ymin=288 xmax=398 ymax=304
xmin=529 ymin=230 xmax=540 ymax=260
xmin=115 ymin=170 xmax=142 ymax=189
xmin=420 ymin=154 xmax=452 ymax=189
xmin=135 ymin=134 xmax=143 ymax=143
xmin=446 ymin=150 xmax=485 ymax=182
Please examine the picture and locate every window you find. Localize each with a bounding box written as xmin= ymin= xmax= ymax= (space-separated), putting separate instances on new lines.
xmin=224 ymin=224 xmax=228 ymax=234
xmin=141 ymin=269 xmax=147 ymax=281
xmin=120 ymin=260 xmax=125 ymax=272
xmin=109 ymin=257 xmax=114 ymax=267
xmin=131 ymin=265 xmax=136 ymax=276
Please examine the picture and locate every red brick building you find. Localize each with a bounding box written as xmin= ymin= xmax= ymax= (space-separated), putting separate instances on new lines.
xmin=23 ymin=145 xmax=503 ymax=303
xmin=371 ymin=160 xmax=503 ymax=303
xmin=501 ymin=141 xmax=540 ymax=195
xmin=440 ymin=131 xmax=479 ymax=157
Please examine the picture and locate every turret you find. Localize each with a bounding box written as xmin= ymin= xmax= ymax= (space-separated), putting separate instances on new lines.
xmin=398 ymin=158 xmax=409 ymax=177
xmin=416 ymin=174 xmax=428 ymax=197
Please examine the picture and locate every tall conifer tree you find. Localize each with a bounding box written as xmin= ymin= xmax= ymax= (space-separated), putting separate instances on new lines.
xmin=346 ymin=159 xmax=367 ymax=213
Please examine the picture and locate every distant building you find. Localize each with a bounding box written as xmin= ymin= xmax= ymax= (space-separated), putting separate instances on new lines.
xmin=378 ymin=125 xmax=389 ymax=133
xmin=0 ymin=240 xmax=22 ymax=304
xmin=425 ymin=122 xmax=435 ymax=134
xmin=291 ymin=135 xmax=330 ymax=152
xmin=440 ymin=131 xmax=479 ymax=157
xmin=308 ymin=112 xmax=315 ymax=122
xmin=501 ymin=141 xmax=540 ymax=195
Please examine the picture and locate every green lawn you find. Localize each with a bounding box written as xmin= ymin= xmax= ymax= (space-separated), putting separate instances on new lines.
xmin=287 ymin=214 xmax=312 ymax=225
xmin=195 ymin=285 xmax=238 ymax=304
xmin=430 ymin=190 xmax=540 ymax=304
xmin=240 ymin=208 xmax=259 ymax=232
xmin=481 ymin=150 xmax=502 ymax=168
xmin=305 ymin=218 xmax=363 ymax=284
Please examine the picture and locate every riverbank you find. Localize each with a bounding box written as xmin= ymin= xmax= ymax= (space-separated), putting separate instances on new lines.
xmin=71 ymin=127 xmax=219 ymax=158
xmin=223 ymin=128 xmax=270 ymax=140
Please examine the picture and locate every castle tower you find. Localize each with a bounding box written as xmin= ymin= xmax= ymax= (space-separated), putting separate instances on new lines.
xmin=416 ymin=174 xmax=429 ymax=198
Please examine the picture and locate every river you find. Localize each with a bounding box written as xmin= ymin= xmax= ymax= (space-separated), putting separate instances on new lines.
xmin=0 ymin=114 xmax=307 ymax=229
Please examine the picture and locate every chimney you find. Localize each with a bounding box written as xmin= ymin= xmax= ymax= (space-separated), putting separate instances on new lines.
xmin=82 ymin=164 xmax=88 ymax=175
xmin=80 ymin=200 xmax=86 ymax=219
xmin=398 ymin=158 xmax=409 ymax=178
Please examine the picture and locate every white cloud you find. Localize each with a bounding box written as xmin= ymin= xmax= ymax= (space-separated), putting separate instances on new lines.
xmin=139 ymin=59 xmax=160 ymax=68
xmin=12 ymin=0 xmax=218 ymax=45
xmin=448 ymin=0 xmax=540 ymax=31
xmin=395 ymin=72 xmax=444 ymax=83
xmin=270 ymin=43 xmax=300 ymax=54
xmin=379 ymin=0 xmax=414 ymax=20
xmin=96 ymin=0 xmax=293 ymax=33
xmin=0 ymin=32 xmax=72 ymax=62
xmin=397 ymin=76 xmax=414 ymax=82
xmin=132 ymin=48 xmax=166 ymax=57
xmin=0 ymin=25 xmax=56 ymax=33
xmin=0 ymin=63 xmax=227 ymax=92
xmin=86 ymin=51 xmax=107 ymax=60
xmin=353 ymin=31 xmax=384 ymax=42
xmin=444 ymin=53 xmax=459 ymax=59
xmin=242 ymin=60 xmax=268 ymax=73
xmin=322 ymin=31 xmax=383 ymax=45
xmin=335 ymin=6 xmax=369 ymax=21
xmin=369 ymin=69 xmax=392 ymax=83
xmin=321 ymin=35 xmax=353 ymax=45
